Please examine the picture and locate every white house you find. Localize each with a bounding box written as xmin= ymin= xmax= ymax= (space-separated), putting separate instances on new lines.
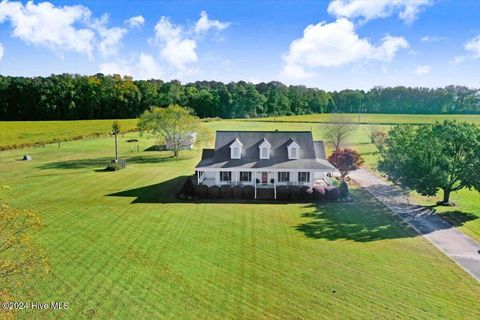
xmin=195 ymin=130 xmax=337 ymax=199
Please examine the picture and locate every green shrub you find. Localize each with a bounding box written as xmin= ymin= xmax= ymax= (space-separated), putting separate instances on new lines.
xmin=339 ymin=181 xmax=349 ymax=199
xmin=312 ymin=186 xmax=326 ymax=200
xmin=326 ymin=187 xmax=340 ymax=201
xmin=300 ymin=186 xmax=313 ymax=200
xmin=179 ymin=177 xmax=195 ymax=199
xmin=289 ymin=185 xmax=301 ymax=200
xmin=232 ymin=185 xmax=242 ymax=199
xmin=242 ymin=186 xmax=255 ymax=199
xmin=220 ymin=185 xmax=232 ymax=198
xmin=196 ymin=185 xmax=209 ymax=199
xmin=276 ymin=185 xmax=289 ymax=200
xmin=208 ymin=186 xmax=220 ymax=198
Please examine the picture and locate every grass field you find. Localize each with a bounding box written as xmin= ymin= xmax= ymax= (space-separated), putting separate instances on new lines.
xmin=1 ymin=122 xmax=480 ymax=319
xmin=255 ymin=113 xmax=480 ymax=125
xmin=0 ymin=119 xmax=138 ymax=150
xmin=2 ymin=113 xmax=480 ymax=150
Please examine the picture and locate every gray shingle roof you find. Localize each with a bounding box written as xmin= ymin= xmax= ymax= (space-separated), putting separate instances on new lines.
xmin=196 ymin=131 xmax=335 ymax=170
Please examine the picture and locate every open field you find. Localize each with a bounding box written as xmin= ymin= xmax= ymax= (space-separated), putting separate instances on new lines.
xmin=0 ymin=119 xmax=138 ymax=150
xmin=254 ymin=113 xmax=480 ymax=125
xmin=1 ymin=125 xmax=480 ymax=319
xmin=2 ymin=113 xmax=480 ymax=150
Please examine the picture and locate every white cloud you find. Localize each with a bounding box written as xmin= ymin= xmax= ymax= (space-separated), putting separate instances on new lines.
xmin=414 ymin=65 xmax=431 ymax=75
xmin=194 ymin=11 xmax=230 ymax=34
xmin=125 ymin=15 xmax=144 ymax=28
xmin=153 ymin=16 xmax=197 ymax=69
xmin=0 ymin=0 xmax=95 ymax=56
xmin=99 ymin=60 xmax=131 ymax=76
xmin=0 ymin=1 xmax=130 ymax=58
xmin=465 ymin=35 xmax=480 ymax=59
xmin=281 ymin=18 xmax=408 ymax=78
xmin=91 ymin=14 xmax=127 ymax=57
xmin=450 ymin=56 xmax=465 ymax=64
xmin=151 ymin=11 xmax=229 ymax=70
xmin=0 ymin=43 xmax=4 ymax=62
xmin=327 ymin=0 xmax=433 ymax=23
xmin=421 ymin=35 xmax=446 ymax=42
xmin=137 ymin=52 xmax=163 ymax=79
xmin=99 ymin=52 xmax=163 ymax=79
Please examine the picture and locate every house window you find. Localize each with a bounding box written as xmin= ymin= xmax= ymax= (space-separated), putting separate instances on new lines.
xmin=278 ymin=172 xmax=290 ymax=182
xmin=291 ymin=148 xmax=297 ymax=158
xmin=220 ymin=171 xmax=232 ymax=182
xmin=239 ymin=171 xmax=252 ymax=182
xmin=298 ymin=172 xmax=310 ymax=182
xmin=233 ymin=147 xmax=239 ymax=158
xmin=261 ymin=147 xmax=268 ymax=159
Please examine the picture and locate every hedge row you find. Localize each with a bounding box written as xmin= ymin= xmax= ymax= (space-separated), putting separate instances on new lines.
xmin=195 ymin=185 xmax=256 ymax=199
xmin=194 ymin=184 xmax=341 ymax=201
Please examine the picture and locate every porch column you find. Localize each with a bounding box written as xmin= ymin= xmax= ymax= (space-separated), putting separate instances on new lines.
xmin=197 ymin=170 xmax=200 ymax=185
xmin=254 ymin=171 xmax=257 ymax=199
xmin=274 ymin=173 xmax=277 ymax=199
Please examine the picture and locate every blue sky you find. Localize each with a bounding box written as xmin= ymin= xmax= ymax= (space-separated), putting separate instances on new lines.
xmin=0 ymin=0 xmax=479 ymax=90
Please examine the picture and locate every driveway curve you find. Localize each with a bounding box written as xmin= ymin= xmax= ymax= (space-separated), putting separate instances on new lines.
xmin=350 ymin=168 xmax=480 ymax=282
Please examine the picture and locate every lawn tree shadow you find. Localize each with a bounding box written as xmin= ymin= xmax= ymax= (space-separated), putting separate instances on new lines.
xmin=107 ymin=176 xmax=188 ymax=203
xmin=38 ymin=155 xmax=184 ymax=170
xmin=107 ymin=176 xmax=315 ymax=204
xmin=294 ymin=188 xmax=478 ymax=242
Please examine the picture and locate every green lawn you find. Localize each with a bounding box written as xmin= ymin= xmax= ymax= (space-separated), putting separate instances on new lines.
xmin=3 ymin=113 xmax=480 ymax=150
xmin=1 ymin=128 xmax=480 ymax=319
xmin=0 ymin=119 xmax=138 ymax=150
xmin=225 ymin=117 xmax=480 ymax=242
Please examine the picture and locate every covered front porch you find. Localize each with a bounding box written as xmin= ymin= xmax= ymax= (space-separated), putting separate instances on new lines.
xmin=196 ymin=169 xmax=334 ymax=199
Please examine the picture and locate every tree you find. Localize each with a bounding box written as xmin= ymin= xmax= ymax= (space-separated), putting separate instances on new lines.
xmin=138 ymin=104 xmax=202 ymax=157
xmin=0 ymin=204 xmax=48 ymax=279
xmin=328 ymin=148 xmax=364 ymax=178
xmin=378 ymin=121 xmax=480 ymax=205
xmin=323 ymin=115 xmax=356 ymax=150
xmin=368 ymin=127 xmax=388 ymax=150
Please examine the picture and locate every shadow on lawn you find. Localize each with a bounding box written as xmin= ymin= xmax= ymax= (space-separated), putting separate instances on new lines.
xmin=37 ymin=155 xmax=185 ymax=170
xmin=294 ymin=188 xmax=478 ymax=242
xmin=107 ymin=175 xmax=313 ymax=205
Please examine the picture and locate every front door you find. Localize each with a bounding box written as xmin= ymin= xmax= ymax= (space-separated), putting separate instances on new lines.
xmin=261 ymin=172 xmax=268 ymax=184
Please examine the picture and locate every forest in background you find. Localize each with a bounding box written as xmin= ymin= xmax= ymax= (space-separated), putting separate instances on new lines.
xmin=0 ymin=74 xmax=479 ymax=120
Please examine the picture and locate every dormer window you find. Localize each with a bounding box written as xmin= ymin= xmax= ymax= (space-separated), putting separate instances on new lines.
xmin=287 ymin=140 xmax=300 ymax=160
xmin=233 ymin=147 xmax=239 ymax=158
xmin=230 ymin=138 xmax=243 ymax=159
xmin=291 ymin=148 xmax=297 ymax=158
xmin=261 ymin=147 xmax=268 ymax=158
xmin=259 ymin=139 xmax=271 ymax=159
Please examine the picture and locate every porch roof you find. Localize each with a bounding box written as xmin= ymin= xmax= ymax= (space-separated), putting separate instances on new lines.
xmin=196 ymin=158 xmax=335 ymax=170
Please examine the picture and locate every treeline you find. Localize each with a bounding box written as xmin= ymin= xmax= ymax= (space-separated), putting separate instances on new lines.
xmin=0 ymin=74 xmax=478 ymax=120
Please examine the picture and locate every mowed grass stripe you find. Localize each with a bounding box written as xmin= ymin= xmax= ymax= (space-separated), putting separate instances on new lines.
xmin=2 ymin=131 xmax=480 ymax=319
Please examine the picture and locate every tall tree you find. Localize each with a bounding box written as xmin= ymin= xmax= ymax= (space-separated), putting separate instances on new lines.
xmin=138 ymin=104 xmax=202 ymax=157
xmin=323 ymin=115 xmax=356 ymax=150
xmin=378 ymin=121 xmax=480 ymax=205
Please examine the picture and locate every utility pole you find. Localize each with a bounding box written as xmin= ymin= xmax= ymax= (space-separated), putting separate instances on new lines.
xmin=111 ymin=120 xmax=121 ymax=163
xmin=114 ymin=131 xmax=118 ymax=162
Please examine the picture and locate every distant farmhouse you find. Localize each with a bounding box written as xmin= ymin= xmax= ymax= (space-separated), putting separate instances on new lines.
xmin=195 ymin=130 xmax=336 ymax=199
